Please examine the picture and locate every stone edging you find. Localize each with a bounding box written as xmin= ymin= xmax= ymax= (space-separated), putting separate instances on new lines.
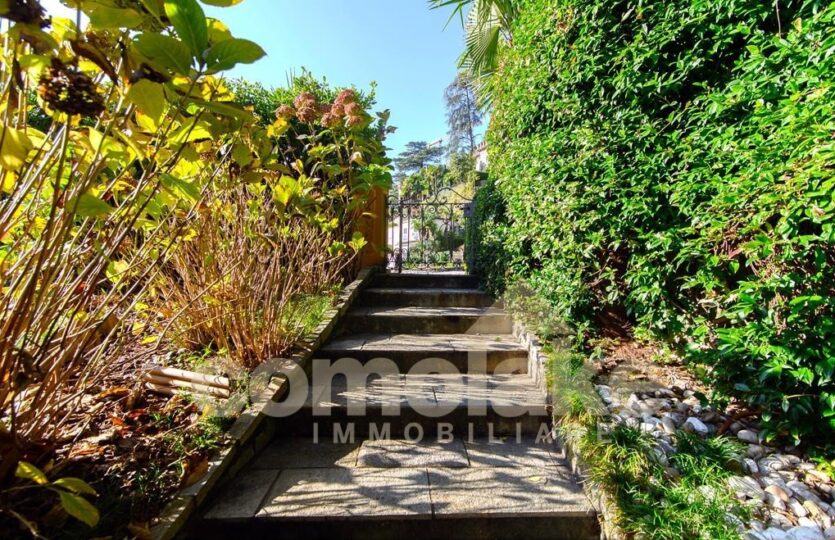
xmin=150 ymin=266 xmax=379 ymax=540
xmin=511 ymin=320 xmax=624 ymax=540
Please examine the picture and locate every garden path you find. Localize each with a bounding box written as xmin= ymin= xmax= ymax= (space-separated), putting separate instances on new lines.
xmin=197 ymin=272 xmax=598 ymax=539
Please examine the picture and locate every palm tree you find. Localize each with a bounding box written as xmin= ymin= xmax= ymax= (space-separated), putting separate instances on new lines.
xmin=429 ymin=0 xmax=517 ymax=108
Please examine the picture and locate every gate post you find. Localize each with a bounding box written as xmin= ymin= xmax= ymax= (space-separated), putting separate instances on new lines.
xmin=358 ymin=186 xmax=387 ymax=268
xmin=397 ymin=201 xmax=404 ymax=273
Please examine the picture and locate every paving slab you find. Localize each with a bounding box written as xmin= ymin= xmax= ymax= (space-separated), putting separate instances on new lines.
xmin=464 ymin=437 xmax=559 ymax=468
xmin=357 ymin=439 xmax=468 ymax=468
xmin=258 ymin=467 xmax=432 ymax=519
xmin=203 ymin=468 xmax=279 ymax=520
xmin=304 ymin=373 xmax=545 ymax=411
xmin=323 ymin=333 xmax=524 ymax=353
xmin=357 ymin=288 xmax=496 ymax=308
xmin=250 ymin=439 xmax=360 ymax=469
xmin=427 ymin=465 xmax=592 ymax=518
xmin=349 ymin=307 xmax=506 ymax=318
xmin=343 ymin=307 xmax=514 ymax=335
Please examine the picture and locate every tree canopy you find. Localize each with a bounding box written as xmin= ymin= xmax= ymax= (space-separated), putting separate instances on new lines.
xmin=393 ymin=140 xmax=446 ymax=176
xmin=444 ymin=74 xmax=483 ymax=155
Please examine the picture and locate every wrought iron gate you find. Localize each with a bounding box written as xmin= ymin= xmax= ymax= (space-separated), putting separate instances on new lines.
xmin=386 ymin=188 xmax=472 ymax=273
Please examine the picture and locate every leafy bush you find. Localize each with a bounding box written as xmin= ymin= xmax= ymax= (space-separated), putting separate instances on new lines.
xmin=476 ymin=0 xmax=835 ymax=442
xmin=155 ymin=83 xmax=391 ymax=366
xmin=0 ymin=0 xmax=267 ymax=466
xmin=229 ymin=70 xmax=378 ymax=126
xmin=465 ymin=176 xmax=510 ymax=295
xmin=0 ymin=0 xmax=391 ymax=510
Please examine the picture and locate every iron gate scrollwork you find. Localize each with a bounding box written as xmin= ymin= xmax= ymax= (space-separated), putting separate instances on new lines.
xmin=386 ymin=187 xmax=472 ymax=273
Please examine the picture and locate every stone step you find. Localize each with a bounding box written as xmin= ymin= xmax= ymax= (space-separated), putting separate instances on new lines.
xmin=342 ymin=307 xmax=514 ymax=335
xmin=198 ymin=437 xmax=599 ymax=540
xmin=372 ymin=272 xmax=480 ymax=290
xmin=357 ymin=288 xmax=498 ymax=308
xmin=274 ymin=373 xmax=550 ymax=437
xmin=318 ymin=333 xmax=527 ymax=373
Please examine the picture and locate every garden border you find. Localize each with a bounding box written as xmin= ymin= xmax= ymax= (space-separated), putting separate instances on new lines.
xmin=511 ymin=320 xmax=623 ymax=540
xmin=150 ymin=266 xmax=380 ymax=540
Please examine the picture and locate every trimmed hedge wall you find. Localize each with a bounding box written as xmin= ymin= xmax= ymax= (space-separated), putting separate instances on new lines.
xmin=476 ymin=0 xmax=835 ymax=442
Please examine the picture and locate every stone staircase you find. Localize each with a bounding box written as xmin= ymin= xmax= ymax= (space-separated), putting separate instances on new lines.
xmin=196 ymin=272 xmax=599 ymax=539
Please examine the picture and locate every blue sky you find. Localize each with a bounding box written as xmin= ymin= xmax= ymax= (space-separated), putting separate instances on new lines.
xmin=43 ymin=0 xmax=475 ymax=158
xmin=204 ymin=0 xmax=473 ymax=157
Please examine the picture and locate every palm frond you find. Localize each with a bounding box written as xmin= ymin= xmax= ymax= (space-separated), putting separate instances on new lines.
xmin=431 ymin=0 xmax=517 ymax=110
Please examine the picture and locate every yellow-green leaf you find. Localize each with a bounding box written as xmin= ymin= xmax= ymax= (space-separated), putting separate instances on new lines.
xmin=170 ymin=119 xmax=213 ymax=143
xmin=56 ymin=490 xmax=99 ymax=528
xmin=53 ymin=477 xmax=97 ymax=496
xmin=138 ymin=0 xmax=164 ymax=18
xmin=0 ymin=127 xmax=33 ymax=171
xmin=106 ymin=260 xmax=130 ymax=284
xmin=206 ymin=17 xmax=233 ymax=43
xmin=87 ymin=5 xmax=144 ymax=29
xmin=18 ymin=54 xmax=51 ymax=79
xmin=161 ymin=173 xmax=201 ymax=203
xmin=72 ymin=193 xmax=114 ymax=218
xmin=232 ymin=143 xmax=253 ymax=167
xmin=134 ymin=33 xmax=193 ymax=75
xmin=15 ymin=462 xmax=47 ymax=485
xmin=190 ymin=98 xmax=254 ymax=121
xmin=127 ymin=80 xmax=166 ymax=123
xmin=164 ymin=0 xmax=209 ymax=60
xmin=349 ymin=231 xmax=368 ymax=252
xmin=205 ymin=38 xmax=266 ymax=73
xmin=328 ymin=241 xmax=347 ymax=256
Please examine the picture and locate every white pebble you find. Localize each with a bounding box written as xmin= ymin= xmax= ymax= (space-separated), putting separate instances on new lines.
xmin=786 ymin=526 xmax=825 ymax=540
xmin=683 ymin=416 xmax=709 ymax=436
xmin=738 ymin=429 xmax=760 ymax=443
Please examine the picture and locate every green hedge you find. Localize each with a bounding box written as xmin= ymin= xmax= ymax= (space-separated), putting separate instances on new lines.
xmin=477 ymin=0 xmax=835 ymax=442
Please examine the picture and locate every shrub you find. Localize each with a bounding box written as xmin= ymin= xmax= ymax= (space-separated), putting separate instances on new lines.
xmin=154 ymin=82 xmax=392 ymax=366
xmin=0 ymin=0 xmax=266 ymax=472
xmin=465 ymin=176 xmax=511 ymax=295
xmin=477 ymin=0 xmax=835 ymax=442
xmin=0 ymin=0 xmax=391 ymax=498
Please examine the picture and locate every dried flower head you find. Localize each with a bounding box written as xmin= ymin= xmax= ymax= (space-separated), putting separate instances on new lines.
xmin=344 ymin=102 xmax=362 ymax=117
xmin=346 ymin=114 xmax=365 ymax=128
xmin=293 ymin=91 xmax=316 ymax=109
xmin=4 ymin=0 xmax=49 ymax=28
xmin=293 ymin=92 xmax=320 ymax=123
xmin=321 ymin=112 xmax=341 ymax=128
xmin=329 ymin=103 xmax=345 ymax=117
xmin=334 ymin=89 xmax=357 ymax=106
xmin=275 ymin=104 xmax=295 ymax=120
xmin=296 ymin=105 xmax=318 ymax=123
xmin=38 ymin=59 xmax=104 ymax=117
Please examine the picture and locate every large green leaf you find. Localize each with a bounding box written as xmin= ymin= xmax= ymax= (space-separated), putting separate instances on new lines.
xmin=87 ymin=5 xmax=144 ymax=29
xmin=53 ymin=477 xmax=97 ymax=496
xmin=134 ymin=33 xmax=193 ymax=75
xmin=164 ymin=0 xmax=209 ymax=60
xmin=161 ymin=173 xmax=201 ymax=203
xmin=189 ymin=98 xmax=255 ymax=121
xmin=72 ymin=193 xmax=115 ymax=218
xmin=205 ymin=38 xmax=265 ymax=73
xmin=56 ymin=491 xmax=99 ymax=528
xmin=127 ymin=80 xmax=166 ymax=123
xmin=0 ymin=127 xmax=33 ymax=171
xmin=138 ymin=0 xmax=164 ymax=18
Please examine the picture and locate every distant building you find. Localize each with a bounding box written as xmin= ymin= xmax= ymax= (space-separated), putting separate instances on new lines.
xmin=473 ymin=141 xmax=488 ymax=172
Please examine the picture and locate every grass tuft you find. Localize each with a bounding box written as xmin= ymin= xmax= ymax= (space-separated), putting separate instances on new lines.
xmin=549 ymin=349 xmax=748 ymax=540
